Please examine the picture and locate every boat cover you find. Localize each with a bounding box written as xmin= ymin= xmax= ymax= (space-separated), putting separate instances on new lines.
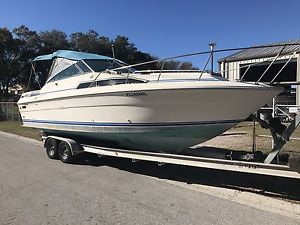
xmin=33 ymin=50 xmax=113 ymax=62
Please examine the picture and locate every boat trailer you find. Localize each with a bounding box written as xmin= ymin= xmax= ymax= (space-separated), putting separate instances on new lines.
xmin=42 ymin=111 xmax=300 ymax=180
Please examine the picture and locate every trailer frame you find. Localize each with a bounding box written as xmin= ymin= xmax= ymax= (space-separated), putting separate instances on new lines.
xmin=42 ymin=135 xmax=300 ymax=179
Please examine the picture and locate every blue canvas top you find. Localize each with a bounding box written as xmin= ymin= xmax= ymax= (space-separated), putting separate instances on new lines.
xmin=33 ymin=50 xmax=113 ymax=62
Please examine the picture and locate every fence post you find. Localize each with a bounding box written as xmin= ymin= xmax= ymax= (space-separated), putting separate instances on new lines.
xmin=6 ymin=102 xmax=9 ymax=120
xmin=11 ymin=103 xmax=13 ymax=121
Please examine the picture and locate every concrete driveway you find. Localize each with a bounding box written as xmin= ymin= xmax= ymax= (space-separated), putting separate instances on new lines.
xmin=0 ymin=132 xmax=299 ymax=225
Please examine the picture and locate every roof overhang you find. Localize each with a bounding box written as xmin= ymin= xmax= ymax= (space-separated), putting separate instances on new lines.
xmin=218 ymin=40 xmax=300 ymax=63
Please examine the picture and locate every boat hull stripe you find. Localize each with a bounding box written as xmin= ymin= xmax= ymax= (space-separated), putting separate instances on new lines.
xmin=23 ymin=119 xmax=241 ymax=127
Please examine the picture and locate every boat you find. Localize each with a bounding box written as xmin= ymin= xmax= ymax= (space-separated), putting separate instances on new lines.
xmin=17 ymin=50 xmax=282 ymax=153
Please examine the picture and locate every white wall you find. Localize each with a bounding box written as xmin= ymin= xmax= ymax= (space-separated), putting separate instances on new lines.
xmin=297 ymin=54 xmax=300 ymax=105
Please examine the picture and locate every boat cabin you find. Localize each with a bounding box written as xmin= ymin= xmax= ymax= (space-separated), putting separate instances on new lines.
xmin=31 ymin=50 xmax=144 ymax=93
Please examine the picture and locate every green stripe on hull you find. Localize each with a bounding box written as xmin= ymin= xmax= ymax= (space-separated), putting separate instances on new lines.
xmin=43 ymin=123 xmax=237 ymax=153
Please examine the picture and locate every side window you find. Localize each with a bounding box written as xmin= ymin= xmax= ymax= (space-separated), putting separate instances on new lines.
xmin=49 ymin=64 xmax=81 ymax=82
xmin=77 ymin=82 xmax=95 ymax=89
xmin=77 ymin=79 xmax=147 ymax=89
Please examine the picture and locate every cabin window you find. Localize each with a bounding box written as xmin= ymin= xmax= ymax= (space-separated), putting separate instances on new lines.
xmin=77 ymin=82 xmax=96 ymax=89
xmin=48 ymin=64 xmax=82 ymax=82
xmin=98 ymin=79 xmax=146 ymax=86
xmin=77 ymin=79 xmax=146 ymax=89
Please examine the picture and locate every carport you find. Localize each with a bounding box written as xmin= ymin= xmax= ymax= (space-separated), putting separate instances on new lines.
xmin=218 ymin=40 xmax=300 ymax=104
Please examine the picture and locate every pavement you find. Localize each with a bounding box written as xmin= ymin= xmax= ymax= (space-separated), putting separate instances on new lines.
xmin=0 ymin=131 xmax=299 ymax=225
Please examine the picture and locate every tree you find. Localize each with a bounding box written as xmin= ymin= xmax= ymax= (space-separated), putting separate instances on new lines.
xmin=0 ymin=26 xmax=198 ymax=97
xmin=70 ymin=30 xmax=112 ymax=56
xmin=179 ymin=62 xmax=197 ymax=70
xmin=112 ymin=35 xmax=136 ymax=63
xmin=12 ymin=25 xmax=42 ymax=89
xmin=39 ymin=29 xmax=69 ymax=54
xmin=131 ymin=51 xmax=157 ymax=70
xmin=155 ymin=60 xmax=198 ymax=70
xmin=0 ymin=27 xmax=23 ymax=94
xmin=156 ymin=60 xmax=180 ymax=70
xmin=112 ymin=36 xmax=158 ymax=70
xmin=33 ymin=29 xmax=69 ymax=86
xmin=13 ymin=25 xmax=41 ymax=54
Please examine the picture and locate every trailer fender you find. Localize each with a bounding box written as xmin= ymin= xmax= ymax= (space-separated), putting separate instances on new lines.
xmin=43 ymin=136 xmax=82 ymax=156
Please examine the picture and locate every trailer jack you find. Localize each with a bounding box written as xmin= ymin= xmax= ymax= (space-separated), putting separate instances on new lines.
xmin=251 ymin=111 xmax=300 ymax=164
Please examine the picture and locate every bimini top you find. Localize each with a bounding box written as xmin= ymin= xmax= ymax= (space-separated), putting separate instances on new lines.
xmin=33 ymin=50 xmax=113 ymax=62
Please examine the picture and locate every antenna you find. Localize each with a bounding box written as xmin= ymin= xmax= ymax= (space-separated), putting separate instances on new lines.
xmin=209 ymin=43 xmax=216 ymax=75
xmin=111 ymin=44 xmax=115 ymax=60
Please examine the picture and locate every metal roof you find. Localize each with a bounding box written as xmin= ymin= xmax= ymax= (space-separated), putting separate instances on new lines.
xmin=219 ymin=40 xmax=300 ymax=63
xmin=33 ymin=50 xmax=113 ymax=62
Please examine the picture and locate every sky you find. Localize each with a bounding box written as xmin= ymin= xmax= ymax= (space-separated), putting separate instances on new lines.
xmin=1 ymin=0 xmax=300 ymax=67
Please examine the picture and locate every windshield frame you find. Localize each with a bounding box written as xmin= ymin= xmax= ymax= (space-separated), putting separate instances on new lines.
xmin=83 ymin=59 xmax=136 ymax=74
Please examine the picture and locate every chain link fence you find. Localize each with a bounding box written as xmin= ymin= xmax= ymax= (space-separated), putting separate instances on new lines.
xmin=0 ymin=102 xmax=21 ymax=121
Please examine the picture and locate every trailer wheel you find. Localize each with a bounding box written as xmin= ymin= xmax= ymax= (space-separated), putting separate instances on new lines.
xmin=58 ymin=141 xmax=73 ymax=163
xmin=45 ymin=138 xmax=58 ymax=159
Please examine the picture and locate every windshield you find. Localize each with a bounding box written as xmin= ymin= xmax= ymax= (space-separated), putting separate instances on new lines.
xmin=84 ymin=59 xmax=135 ymax=73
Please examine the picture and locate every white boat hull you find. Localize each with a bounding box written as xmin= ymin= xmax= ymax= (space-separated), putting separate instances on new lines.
xmin=18 ymin=82 xmax=281 ymax=153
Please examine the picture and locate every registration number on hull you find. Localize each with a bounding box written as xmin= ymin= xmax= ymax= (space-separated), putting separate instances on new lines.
xmin=125 ymin=92 xmax=147 ymax=97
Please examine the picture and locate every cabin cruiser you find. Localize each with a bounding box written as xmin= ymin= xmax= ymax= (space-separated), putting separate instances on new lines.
xmin=17 ymin=50 xmax=282 ymax=153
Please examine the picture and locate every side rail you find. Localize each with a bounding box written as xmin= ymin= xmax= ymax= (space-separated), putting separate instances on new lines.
xmin=108 ymin=43 xmax=300 ymax=84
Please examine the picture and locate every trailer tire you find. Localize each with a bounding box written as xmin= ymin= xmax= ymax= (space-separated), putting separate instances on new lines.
xmin=45 ymin=138 xmax=58 ymax=159
xmin=58 ymin=141 xmax=73 ymax=163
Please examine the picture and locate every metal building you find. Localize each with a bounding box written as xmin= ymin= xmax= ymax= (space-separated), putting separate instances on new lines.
xmin=218 ymin=40 xmax=300 ymax=105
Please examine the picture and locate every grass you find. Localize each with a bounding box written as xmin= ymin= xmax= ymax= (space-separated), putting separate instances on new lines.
xmin=232 ymin=122 xmax=300 ymax=153
xmin=0 ymin=121 xmax=40 ymax=140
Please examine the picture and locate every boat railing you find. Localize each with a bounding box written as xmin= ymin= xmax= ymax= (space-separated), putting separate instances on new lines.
xmin=216 ymin=50 xmax=299 ymax=82
xmin=111 ymin=43 xmax=300 ymax=84
xmin=133 ymin=70 xmax=203 ymax=74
